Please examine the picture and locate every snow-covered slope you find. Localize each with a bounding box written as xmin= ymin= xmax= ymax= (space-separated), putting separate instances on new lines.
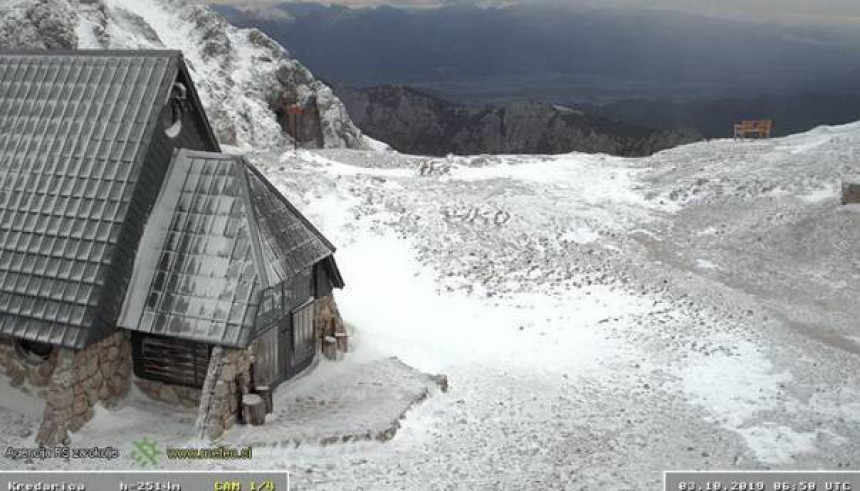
xmin=0 ymin=0 xmax=367 ymax=151
xmin=233 ymin=124 xmax=860 ymax=485
xmin=1 ymin=123 xmax=855 ymax=487
xmin=1 ymin=12 xmax=859 ymax=479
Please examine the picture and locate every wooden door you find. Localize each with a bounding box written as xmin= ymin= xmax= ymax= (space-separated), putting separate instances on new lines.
xmin=253 ymin=325 xmax=281 ymax=387
xmin=279 ymin=313 xmax=296 ymax=379
xmin=283 ymin=299 xmax=315 ymax=380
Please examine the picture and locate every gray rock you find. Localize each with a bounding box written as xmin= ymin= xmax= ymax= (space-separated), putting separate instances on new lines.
xmin=0 ymin=0 xmax=78 ymax=50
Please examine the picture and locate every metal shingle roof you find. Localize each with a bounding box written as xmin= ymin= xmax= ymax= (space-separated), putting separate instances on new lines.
xmin=245 ymin=163 xmax=336 ymax=287
xmin=0 ymin=51 xmax=180 ymax=348
xmin=120 ymin=150 xmax=336 ymax=348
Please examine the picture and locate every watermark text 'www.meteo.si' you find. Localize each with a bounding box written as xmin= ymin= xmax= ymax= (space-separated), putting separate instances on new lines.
xmin=165 ymin=446 xmax=253 ymax=460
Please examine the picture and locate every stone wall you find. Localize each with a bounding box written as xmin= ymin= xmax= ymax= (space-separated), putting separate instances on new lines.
xmin=0 ymin=336 xmax=58 ymax=388
xmin=0 ymin=296 xmax=347 ymax=444
xmin=315 ymin=295 xmax=348 ymax=360
xmin=198 ymin=341 xmax=256 ymax=440
xmin=36 ymin=331 xmax=132 ymax=445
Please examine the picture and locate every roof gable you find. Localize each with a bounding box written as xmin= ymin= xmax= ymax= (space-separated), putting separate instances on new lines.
xmin=0 ymin=51 xmax=197 ymax=348
xmin=245 ymin=164 xmax=336 ymax=287
xmin=120 ymin=150 xmax=336 ymax=348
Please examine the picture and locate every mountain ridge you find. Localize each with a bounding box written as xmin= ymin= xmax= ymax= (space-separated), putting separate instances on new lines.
xmin=337 ymin=84 xmax=702 ymax=156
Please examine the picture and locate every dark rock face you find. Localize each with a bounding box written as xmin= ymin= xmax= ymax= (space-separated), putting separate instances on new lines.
xmin=271 ymin=93 xmax=325 ymax=148
xmin=339 ymin=85 xmax=702 ymax=156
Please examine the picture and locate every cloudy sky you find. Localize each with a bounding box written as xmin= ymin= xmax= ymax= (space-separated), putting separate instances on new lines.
xmin=207 ymin=0 xmax=860 ymax=25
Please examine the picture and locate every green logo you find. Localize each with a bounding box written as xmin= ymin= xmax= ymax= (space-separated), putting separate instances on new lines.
xmin=130 ymin=437 xmax=161 ymax=467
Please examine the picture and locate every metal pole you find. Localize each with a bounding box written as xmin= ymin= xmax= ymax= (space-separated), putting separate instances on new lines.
xmin=287 ymin=104 xmax=306 ymax=151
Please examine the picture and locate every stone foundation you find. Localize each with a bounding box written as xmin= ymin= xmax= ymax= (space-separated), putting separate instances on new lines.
xmin=36 ymin=331 xmax=132 ymax=445
xmin=0 ymin=336 xmax=58 ymax=388
xmin=197 ymin=341 xmax=256 ymax=440
xmin=315 ymin=295 xmax=348 ymax=360
xmin=0 ymin=296 xmax=347 ymax=443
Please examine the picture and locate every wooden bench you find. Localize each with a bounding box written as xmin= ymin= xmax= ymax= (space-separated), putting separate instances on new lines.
xmin=842 ymin=181 xmax=860 ymax=205
xmin=734 ymin=120 xmax=773 ymax=139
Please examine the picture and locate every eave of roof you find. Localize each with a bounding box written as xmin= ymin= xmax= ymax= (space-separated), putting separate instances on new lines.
xmin=0 ymin=49 xmax=183 ymax=57
xmin=243 ymin=161 xmax=337 ymax=253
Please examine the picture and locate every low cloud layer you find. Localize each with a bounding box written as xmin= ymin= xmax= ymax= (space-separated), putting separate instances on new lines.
xmin=207 ymin=0 xmax=860 ymax=25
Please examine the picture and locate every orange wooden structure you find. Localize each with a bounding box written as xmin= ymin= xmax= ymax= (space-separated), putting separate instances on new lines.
xmin=734 ymin=119 xmax=773 ymax=139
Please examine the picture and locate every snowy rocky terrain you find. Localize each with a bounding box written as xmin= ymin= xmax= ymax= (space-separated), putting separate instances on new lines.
xmin=263 ymin=124 xmax=860 ymax=488
xmin=0 ymin=0 xmax=366 ymax=150
xmin=1 ymin=120 xmax=859 ymax=488
xmin=1 ymin=1 xmax=860 ymax=489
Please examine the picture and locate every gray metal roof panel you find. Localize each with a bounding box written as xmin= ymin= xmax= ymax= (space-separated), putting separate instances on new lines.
xmin=120 ymin=150 xmax=260 ymax=347
xmin=120 ymin=150 xmax=337 ymax=348
xmin=0 ymin=51 xmax=179 ymax=348
xmin=244 ymin=162 xmax=335 ymax=285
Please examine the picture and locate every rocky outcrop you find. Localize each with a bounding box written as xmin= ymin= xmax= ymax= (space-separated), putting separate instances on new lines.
xmin=0 ymin=0 xmax=78 ymax=50
xmin=339 ymin=85 xmax=702 ymax=156
xmin=0 ymin=0 xmax=367 ymax=151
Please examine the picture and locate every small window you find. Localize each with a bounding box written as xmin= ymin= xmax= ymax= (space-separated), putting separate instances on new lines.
xmin=162 ymin=82 xmax=187 ymax=139
xmin=15 ymin=339 xmax=53 ymax=365
xmin=162 ymin=99 xmax=183 ymax=139
xmin=146 ymin=292 xmax=159 ymax=309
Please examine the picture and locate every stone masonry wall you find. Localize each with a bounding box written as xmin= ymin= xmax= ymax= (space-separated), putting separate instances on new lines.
xmin=0 ymin=336 xmax=58 ymax=388
xmin=36 ymin=331 xmax=132 ymax=445
xmin=0 ymin=296 xmax=346 ymax=444
xmin=199 ymin=341 xmax=256 ymax=440
xmin=315 ymin=295 xmax=348 ymax=360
